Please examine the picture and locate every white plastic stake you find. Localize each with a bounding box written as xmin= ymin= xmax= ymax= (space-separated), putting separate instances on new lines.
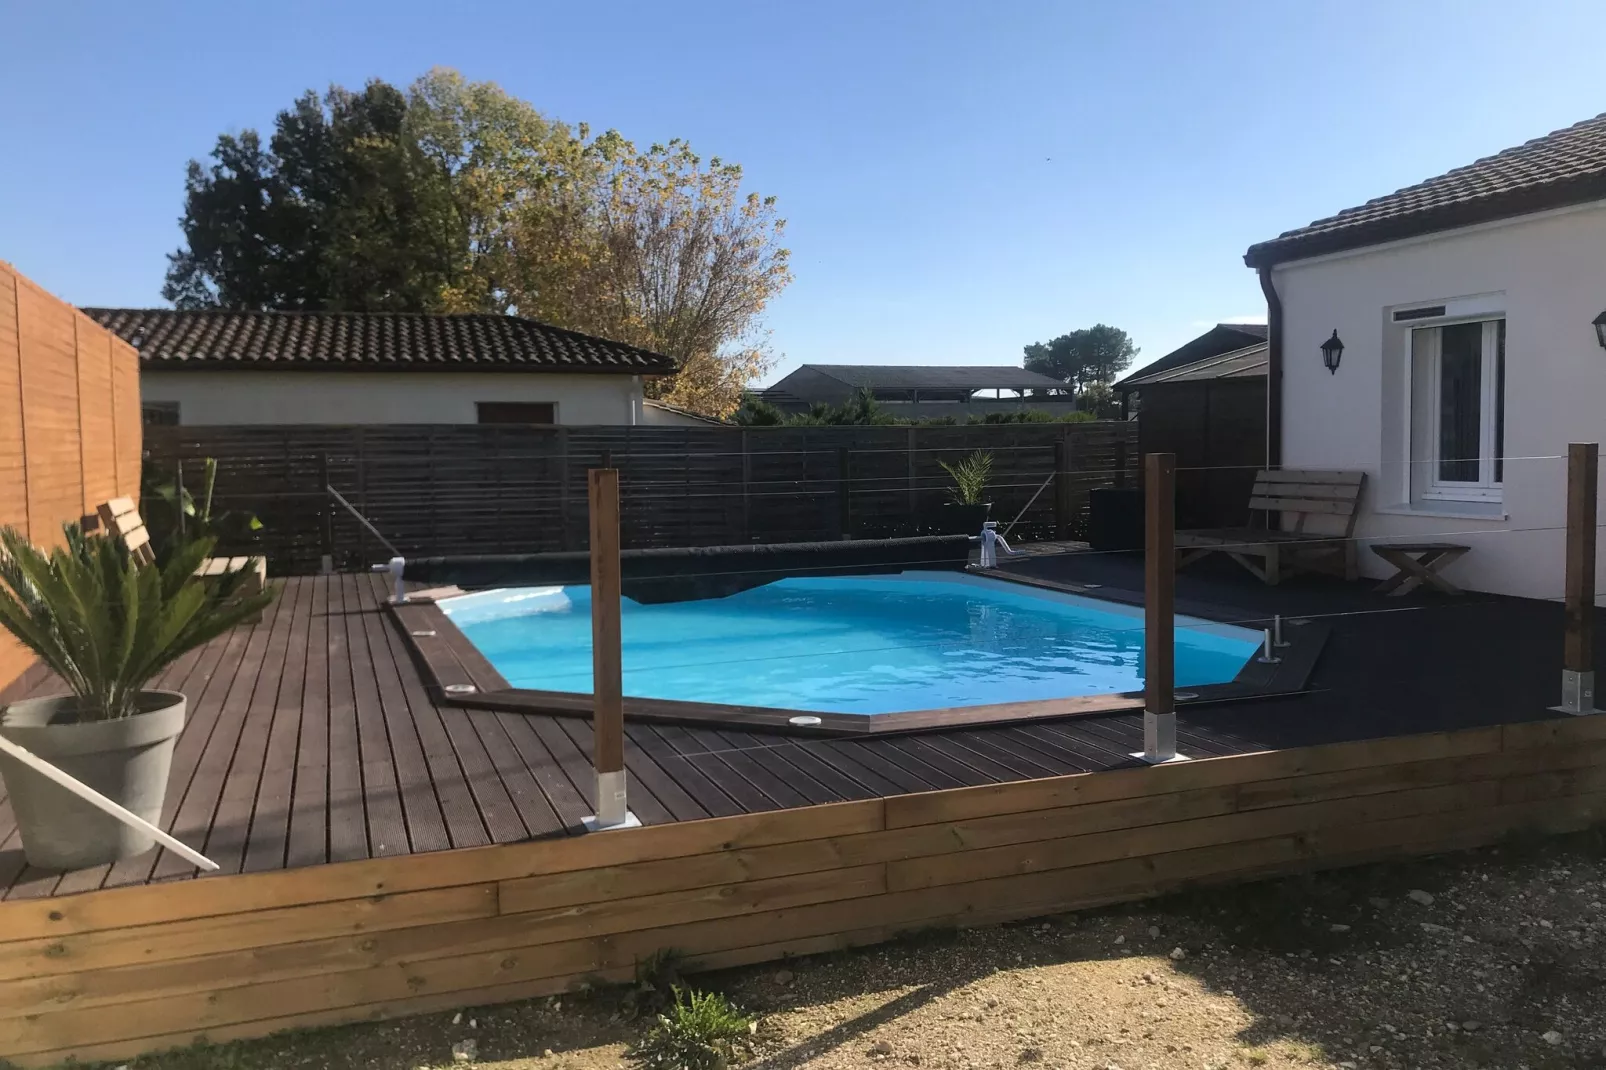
xmin=0 ymin=735 xmax=219 ymax=872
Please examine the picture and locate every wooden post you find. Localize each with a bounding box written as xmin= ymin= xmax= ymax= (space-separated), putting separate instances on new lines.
xmin=354 ymin=442 xmax=368 ymax=566
xmin=585 ymin=467 xmax=634 ymax=828
xmin=317 ymin=453 xmax=334 ymax=572
xmin=556 ymin=428 xmax=572 ymax=552
xmin=1557 ymin=442 xmax=1600 ymax=714
xmin=837 ymin=447 xmax=852 ymax=540
xmin=1054 ymin=435 xmax=1074 ymax=539
xmin=906 ymin=428 xmax=919 ymax=535
xmin=1138 ymin=452 xmax=1183 ymax=762
xmin=741 ymin=430 xmax=753 ymax=542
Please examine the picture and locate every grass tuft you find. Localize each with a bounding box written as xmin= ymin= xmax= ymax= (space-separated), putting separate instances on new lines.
xmin=629 ymin=987 xmax=756 ymax=1070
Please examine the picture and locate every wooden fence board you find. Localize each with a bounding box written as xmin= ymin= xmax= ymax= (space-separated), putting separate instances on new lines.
xmin=1 ymin=716 xmax=1604 ymax=1066
xmin=882 ymin=726 xmax=1507 ymax=827
xmin=74 ymin=319 xmax=118 ymax=512
xmin=0 ymin=262 xmax=141 ymax=695
xmin=0 ymin=798 xmax=886 ymax=943
xmin=16 ymin=282 xmax=81 ymax=550
xmin=143 ymin=422 xmax=1139 ymax=574
xmin=0 ymin=884 xmax=499 ymax=982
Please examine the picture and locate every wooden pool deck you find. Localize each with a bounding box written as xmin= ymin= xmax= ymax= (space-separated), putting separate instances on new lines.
xmin=0 ymin=559 xmax=1584 ymax=902
xmin=1 ymin=558 xmax=1603 ymax=1066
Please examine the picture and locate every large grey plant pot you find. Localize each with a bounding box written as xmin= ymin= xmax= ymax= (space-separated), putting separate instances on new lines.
xmin=0 ymin=691 xmax=185 ymax=870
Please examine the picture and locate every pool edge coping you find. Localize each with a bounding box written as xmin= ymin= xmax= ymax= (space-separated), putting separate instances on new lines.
xmin=387 ymin=569 xmax=1328 ymax=737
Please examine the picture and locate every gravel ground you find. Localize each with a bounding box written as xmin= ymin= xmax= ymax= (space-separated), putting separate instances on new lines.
xmin=113 ymin=826 xmax=1606 ymax=1070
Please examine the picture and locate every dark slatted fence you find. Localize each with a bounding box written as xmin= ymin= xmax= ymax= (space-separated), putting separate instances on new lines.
xmin=144 ymin=422 xmax=1138 ymax=574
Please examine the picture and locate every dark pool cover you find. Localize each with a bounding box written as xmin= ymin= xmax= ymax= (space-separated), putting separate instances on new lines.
xmin=402 ymin=535 xmax=974 ymax=603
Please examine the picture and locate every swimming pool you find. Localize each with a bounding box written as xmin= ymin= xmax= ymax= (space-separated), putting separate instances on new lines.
xmin=441 ymin=572 xmax=1260 ymax=716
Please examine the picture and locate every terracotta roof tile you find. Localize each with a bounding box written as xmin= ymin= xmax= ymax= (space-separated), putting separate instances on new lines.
xmin=1246 ymin=112 xmax=1606 ymax=267
xmin=83 ymin=308 xmax=678 ymax=375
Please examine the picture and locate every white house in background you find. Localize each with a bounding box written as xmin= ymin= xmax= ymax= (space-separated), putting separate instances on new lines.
xmin=1245 ymin=112 xmax=1606 ymax=599
xmin=86 ymin=308 xmax=678 ymax=427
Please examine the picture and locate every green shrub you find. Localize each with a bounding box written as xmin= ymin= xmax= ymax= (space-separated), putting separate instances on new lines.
xmin=728 ymin=393 xmax=786 ymax=426
xmin=0 ymin=526 xmax=273 ymax=721
xmin=629 ymin=987 xmax=756 ymax=1070
xmin=141 ymin=457 xmax=263 ymax=566
xmin=963 ymin=409 xmax=1096 ymax=425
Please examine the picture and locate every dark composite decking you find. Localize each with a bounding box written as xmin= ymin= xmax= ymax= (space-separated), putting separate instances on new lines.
xmin=0 ymin=557 xmax=1582 ymax=901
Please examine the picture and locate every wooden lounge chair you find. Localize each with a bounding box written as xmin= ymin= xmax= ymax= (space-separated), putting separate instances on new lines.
xmin=95 ymin=497 xmax=267 ymax=611
xmin=1175 ymin=469 xmax=1365 ymax=585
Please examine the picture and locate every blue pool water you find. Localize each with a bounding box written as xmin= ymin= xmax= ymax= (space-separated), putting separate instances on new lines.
xmin=443 ymin=573 xmax=1260 ymax=715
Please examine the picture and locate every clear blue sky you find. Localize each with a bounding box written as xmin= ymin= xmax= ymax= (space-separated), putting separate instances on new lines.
xmin=3 ymin=1 xmax=1604 ymax=380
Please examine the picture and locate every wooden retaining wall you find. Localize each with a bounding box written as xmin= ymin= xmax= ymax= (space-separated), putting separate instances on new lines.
xmin=0 ymin=261 xmax=142 ymax=696
xmin=1 ymin=715 xmax=1603 ymax=1066
xmin=143 ymin=422 xmax=1138 ymax=574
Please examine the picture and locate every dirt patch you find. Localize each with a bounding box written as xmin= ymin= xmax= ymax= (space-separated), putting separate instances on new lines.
xmin=109 ymin=827 xmax=1606 ymax=1070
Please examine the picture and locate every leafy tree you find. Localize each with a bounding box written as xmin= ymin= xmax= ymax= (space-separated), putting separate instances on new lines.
xmin=729 ymin=392 xmax=787 ymax=426
xmin=1022 ymin=325 xmax=1139 ymax=396
xmin=504 ymin=136 xmax=790 ymax=418
xmin=409 ymin=69 xmax=590 ymax=313
xmin=164 ymin=78 xmax=467 ymax=311
xmin=164 ymin=70 xmax=791 ymax=417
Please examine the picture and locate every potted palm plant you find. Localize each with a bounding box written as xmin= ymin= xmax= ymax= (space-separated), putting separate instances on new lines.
xmin=0 ymin=525 xmax=273 ymax=870
xmin=937 ymin=450 xmax=994 ymax=535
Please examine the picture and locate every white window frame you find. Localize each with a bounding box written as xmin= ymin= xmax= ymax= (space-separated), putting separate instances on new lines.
xmin=1410 ymin=317 xmax=1505 ymax=504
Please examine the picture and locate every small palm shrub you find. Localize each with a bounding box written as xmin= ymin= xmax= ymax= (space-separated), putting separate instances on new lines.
xmin=939 ymin=449 xmax=994 ymax=505
xmin=629 ymin=987 xmax=756 ymax=1070
xmin=141 ymin=457 xmax=263 ymax=566
xmin=0 ymin=525 xmax=274 ymax=721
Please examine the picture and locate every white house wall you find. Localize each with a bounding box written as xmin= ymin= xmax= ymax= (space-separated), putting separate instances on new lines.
xmin=141 ymin=370 xmax=644 ymax=426
xmin=1275 ymin=202 xmax=1606 ymax=598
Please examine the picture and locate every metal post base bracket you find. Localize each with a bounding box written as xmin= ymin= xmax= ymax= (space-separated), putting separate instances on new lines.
xmin=583 ymin=769 xmax=640 ymax=831
xmin=1131 ymin=711 xmax=1192 ymax=765
xmin=583 ymin=811 xmax=642 ymax=832
xmin=1551 ymin=670 xmax=1602 ymax=716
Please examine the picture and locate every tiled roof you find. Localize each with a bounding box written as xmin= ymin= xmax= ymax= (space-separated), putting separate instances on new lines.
xmin=1245 ymin=112 xmax=1606 ymax=267
xmin=83 ymin=308 xmax=678 ymax=375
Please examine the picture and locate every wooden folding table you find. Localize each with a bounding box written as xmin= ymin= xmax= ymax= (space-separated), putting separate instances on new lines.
xmin=1370 ymin=542 xmax=1470 ymax=596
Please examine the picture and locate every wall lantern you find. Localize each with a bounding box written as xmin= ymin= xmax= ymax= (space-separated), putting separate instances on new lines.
xmin=1593 ymin=309 xmax=1606 ymax=350
xmin=1320 ymin=329 xmax=1344 ymax=375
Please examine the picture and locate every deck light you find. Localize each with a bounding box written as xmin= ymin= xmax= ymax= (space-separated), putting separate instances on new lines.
xmin=1594 ymin=310 xmax=1606 ymax=349
xmin=1320 ymin=330 xmax=1344 ymax=375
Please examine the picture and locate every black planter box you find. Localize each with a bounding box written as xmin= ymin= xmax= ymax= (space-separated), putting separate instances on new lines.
xmin=1088 ymin=487 xmax=1143 ymax=551
xmin=931 ymin=502 xmax=992 ymax=536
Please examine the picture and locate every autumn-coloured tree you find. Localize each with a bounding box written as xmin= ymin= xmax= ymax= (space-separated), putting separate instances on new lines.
xmin=506 ymin=136 xmax=791 ymax=417
xmin=408 ymin=69 xmax=591 ymax=314
xmin=165 ymin=70 xmax=790 ymax=415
